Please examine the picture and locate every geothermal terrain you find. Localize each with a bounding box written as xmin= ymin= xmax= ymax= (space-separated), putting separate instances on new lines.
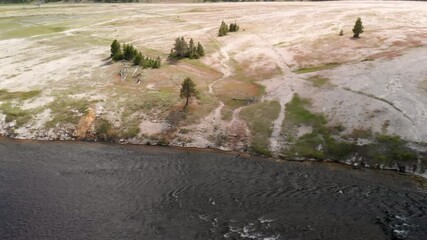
xmin=1 ymin=1 xmax=427 ymax=171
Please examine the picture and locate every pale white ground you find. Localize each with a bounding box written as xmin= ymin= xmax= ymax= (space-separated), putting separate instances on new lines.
xmin=0 ymin=1 xmax=427 ymax=156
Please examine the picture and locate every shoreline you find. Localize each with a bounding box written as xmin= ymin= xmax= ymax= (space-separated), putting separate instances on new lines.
xmin=2 ymin=135 xmax=427 ymax=182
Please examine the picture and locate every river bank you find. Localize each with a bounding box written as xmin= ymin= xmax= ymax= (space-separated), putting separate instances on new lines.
xmin=2 ymin=130 xmax=427 ymax=180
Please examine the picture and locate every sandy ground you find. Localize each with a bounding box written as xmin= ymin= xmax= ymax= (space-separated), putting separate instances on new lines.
xmin=0 ymin=1 xmax=427 ymax=157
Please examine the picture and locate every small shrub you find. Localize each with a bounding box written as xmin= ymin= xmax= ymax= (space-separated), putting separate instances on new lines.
xmin=121 ymin=125 xmax=140 ymax=139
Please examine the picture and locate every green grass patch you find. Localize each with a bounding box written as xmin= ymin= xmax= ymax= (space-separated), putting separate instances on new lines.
xmin=359 ymin=134 xmax=418 ymax=165
xmin=305 ymin=76 xmax=333 ymax=88
xmin=118 ymin=86 xmax=177 ymax=112
xmin=216 ymin=81 xmax=265 ymax=120
xmin=240 ymin=100 xmax=281 ymax=157
xmin=0 ymin=102 xmax=33 ymax=127
xmin=0 ymin=89 xmax=41 ymax=101
xmin=120 ymin=125 xmax=140 ymax=139
xmin=293 ymin=63 xmax=340 ymax=74
xmin=48 ymin=34 xmax=111 ymax=49
xmin=283 ymin=94 xmax=360 ymax=160
xmin=285 ymin=94 xmax=327 ymax=128
xmin=281 ymin=94 xmax=420 ymax=166
xmin=2 ymin=24 xmax=67 ymax=39
xmin=184 ymin=92 xmax=218 ymax=125
xmin=45 ymin=97 xmax=94 ymax=128
xmin=345 ymin=128 xmax=372 ymax=139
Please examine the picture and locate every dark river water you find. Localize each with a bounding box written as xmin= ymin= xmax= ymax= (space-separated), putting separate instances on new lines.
xmin=0 ymin=137 xmax=426 ymax=240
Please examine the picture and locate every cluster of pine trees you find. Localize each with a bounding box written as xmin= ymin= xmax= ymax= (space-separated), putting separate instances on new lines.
xmin=110 ymin=40 xmax=160 ymax=69
xmin=169 ymin=37 xmax=205 ymax=60
xmin=218 ymin=21 xmax=240 ymax=37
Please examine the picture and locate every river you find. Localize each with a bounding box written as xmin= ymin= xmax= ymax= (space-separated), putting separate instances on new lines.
xmin=0 ymin=137 xmax=426 ymax=240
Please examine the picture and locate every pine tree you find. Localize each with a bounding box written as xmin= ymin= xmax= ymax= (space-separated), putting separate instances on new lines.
xmin=171 ymin=37 xmax=189 ymax=58
xmin=180 ymin=77 xmax=199 ymax=109
xmin=110 ymin=39 xmax=121 ymax=57
xmin=218 ymin=21 xmax=228 ymax=37
xmin=123 ymin=44 xmax=136 ymax=61
xmin=133 ymin=52 xmax=142 ymax=65
xmin=229 ymin=23 xmax=235 ymax=32
xmin=228 ymin=22 xmax=239 ymax=32
xmin=188 ymin=38 xmax=198 ymax=59
xmin=181 ymin=37 xmax=189 ymax=58
xmin=142 ymin=57 xmax=150 ymax=69
xmin=154 ymin=57 xmax=161 ymax=68
xmin=196 ymin=42 xmax=205 ymax=57
xmin=112 ymin=47 xmax=123 ymax=61
xmin=352 ymin=17 xmax=364 ymax=38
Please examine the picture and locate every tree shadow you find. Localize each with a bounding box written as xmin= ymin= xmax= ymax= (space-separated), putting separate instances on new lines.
xmin=167 ymin=56 xmax=181 ymax=65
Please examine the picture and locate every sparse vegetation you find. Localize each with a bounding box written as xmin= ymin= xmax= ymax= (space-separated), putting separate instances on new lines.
xmin=282 ymin=94 xmax=420 ymax=167
xmin=0 ymin=89 xmax=41 ymax=101
xmin=46 ymin=97 xmax=93 ymax=128
xmin=0 ymin=102 xmax=33 ymax=127
xmin=95 ymin=118 xmax=117 ymax=141
xmin=305 ymin=76 xmax=333 ymax=88
xmin=120 ymin=125 xmax=140 ymax=139
xmin=284 ymin=94 xmax=326 ymax=127
xmin=294 ymin=63 xmax=340 ymax=74
xmin=240 ymin=101 xmax=281 ymax=157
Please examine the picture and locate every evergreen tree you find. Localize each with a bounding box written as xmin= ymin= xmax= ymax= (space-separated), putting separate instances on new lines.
xmin=170 ymin=37 xmax=189 ymax=58
xmin=170 ymin=37 xmax=205 ymax=60
xmin=352 ymin=17 xmax=364 ymax=38
xmin=180 ymin=77 xmax=199 ymax=109
xmin=112 ymin=47 xmax=124 ymax=61
xmin=228 ymin=22 xmax=239 ymax=32
xmin=142 ymin=57 xmax=150 ymax=69
xmin=133 ymin=51 xmax=142 ymax=65
xmin=218 ymin=21 xmax=228 ymax=37
xmin=196 ymin=42 xmax=205 ymax=57
xmin=110 ymin=39 xmax=121 ymax=57
xmin=179 ymin=37 xmax=189 ymax=58
xmin=123 ymin=44 xmax=136 ymax=61
xmin=154 ymin=57 xmax=161 ymax=68
xmin=188 ymin=38 xmax=198 ymax=59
